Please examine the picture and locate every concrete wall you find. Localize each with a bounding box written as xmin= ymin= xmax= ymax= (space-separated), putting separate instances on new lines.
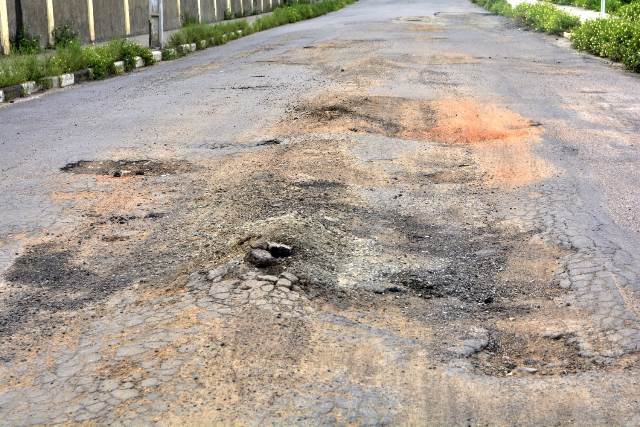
xmin=200 ymin=0 xmax=216 ymax=23
xmin=129 ymin=0 xmax=147 ymax=36
xmin=181 ymin=0 xmax=198 ymax=22
xmin=52 ymin=0 xmax=90 ymax=43
xmin=215 ymin=0 xmax=225 ymax=20
xmin=163 ymin=0 xmax=180 ymax=31
xmin=0 ymin=0 xmax=269 ymax=53
xmin=21 ymin=0 xmax=49 ymax=43
xmin=242 ymin=0 xmax=251 ymax=16
xmin=231 ymin=0 xmax=242 ymax=18
xmin=94 ymin=0 xmax=126 ymax=42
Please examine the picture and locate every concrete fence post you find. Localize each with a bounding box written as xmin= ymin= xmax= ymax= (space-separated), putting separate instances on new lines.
xmin=124 ymin=0 xmax=131 ymax=35
xmin=46 ymin=0 xmax=55 ymax=46
xmin=197 ymin=0 xmax=202 ymax=22
xmin=149 ymin=0 xmax=164 ymax=48
xmin=87 ymin=0 xmax=95 ymax=42
xmin=0 ymin=0 xmax=9 ymax=54
xmin=177 ymin=0 xmax=181 ymax=24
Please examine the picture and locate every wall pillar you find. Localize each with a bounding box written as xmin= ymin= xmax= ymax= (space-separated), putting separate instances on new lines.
xmin=123 ymin=0 xmax=131 ymax=35
xmin=0 ymin=0 xmax=9 ymax=54
xmin=196 ymin=0 xmax=201 ymax=22
xmin=87 ymin=0 xmax=95 ymax=42
xmin=46 ymin=0 xmax=55 ymax=46
xmin=176 ymin=0 xmax=181 ymax=24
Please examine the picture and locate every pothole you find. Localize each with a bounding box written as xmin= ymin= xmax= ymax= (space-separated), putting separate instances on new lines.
xmin=392 ymin=16 xmax=436 ymax=24
xmin=472 ymin=330 xmax=592 ymax=376
xmin=60 ymin=159 xmax=191 ymax=177
xmin=290 ymin=95 xmax=436 ymax=139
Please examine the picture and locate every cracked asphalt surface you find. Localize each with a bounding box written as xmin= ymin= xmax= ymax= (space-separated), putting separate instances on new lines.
xmin=1 ymin=0 xmax=640 ymax=425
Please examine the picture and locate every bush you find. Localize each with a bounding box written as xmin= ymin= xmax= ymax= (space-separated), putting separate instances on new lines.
xmin=615 ymin=1 xmax=640 ymax=21
xmin=46 ymin=41 xmax=87 ymax=75
xmin=13 ymin=28 xmax=41 ymax=54
xmin=471 ymin=0 xmax=513 ymax=16
xmin=513 ymin=3 xmax=581 ymax=34
xmin=52 ymin=24 xmax=80 ymax=47
xmin=572 ymin=16 xmax=640 ymax=70
xmin=0 ymin=54 xmax=47 ymax=87
xmin=547 ymin=0 xmax=635 ymax=13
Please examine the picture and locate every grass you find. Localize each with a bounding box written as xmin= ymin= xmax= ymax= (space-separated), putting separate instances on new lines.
xmin=0 ymin=39 xmax=154 ymax=88
xmin=1 ymin=0 xmax=355 ymax=90
xmin=471 ymin=0 xmax=514 ymax=16
xmin=167 ymin=0 xmax=356 ymax=48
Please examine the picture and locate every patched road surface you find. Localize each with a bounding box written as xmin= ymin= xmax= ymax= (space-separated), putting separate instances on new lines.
xmin=1 ymin=0 xmax=640 ymax=425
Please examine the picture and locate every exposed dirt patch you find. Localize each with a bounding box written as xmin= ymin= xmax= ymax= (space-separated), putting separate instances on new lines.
xmin=286 ymin=95 xmax=436 ymax=139
xmin=473 ymin=329 xmax=590 ymax=376
xmin=285 ymin=94 xmax=551 ymax=187
xmin=60 ymin=159 xmax=191 ymax=177
xmin=430 ymin=99 xmax=539 ymax=144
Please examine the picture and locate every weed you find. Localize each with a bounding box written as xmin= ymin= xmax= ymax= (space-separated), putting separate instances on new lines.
xmin=52 ymin=24 xmax=80 ymax=47
xmin=12 ymin=28 xmax=41 ymax=54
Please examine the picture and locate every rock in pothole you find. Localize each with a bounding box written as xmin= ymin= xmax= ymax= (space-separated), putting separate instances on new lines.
xmin=246 ymin=249 xmax=278 ymax=267
xmin=251 ymin=241 xmax=293 ymax=258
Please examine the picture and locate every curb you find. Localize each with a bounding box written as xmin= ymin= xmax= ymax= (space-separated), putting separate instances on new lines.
xmin=0 ymin=50 xmax=162 ymax=104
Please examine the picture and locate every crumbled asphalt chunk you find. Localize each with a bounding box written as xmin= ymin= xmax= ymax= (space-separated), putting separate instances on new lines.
xmin=246 ymin=249 xmax=278 ymax=267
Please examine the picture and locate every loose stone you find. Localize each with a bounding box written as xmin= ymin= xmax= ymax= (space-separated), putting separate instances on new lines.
xmin=276 ymin=278 xmax=293 ymax=289
xmin=280 ymin=272 xmax=299 ymax=283
xmin=246 ymin=249 xmax=278 ymax=267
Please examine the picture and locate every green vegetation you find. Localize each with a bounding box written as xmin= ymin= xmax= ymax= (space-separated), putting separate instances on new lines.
xmin=513 ymin=2 xmax=581 ymax=34
xmin=472 ymin=0 xmax=640 ymax=72
xmin=168 ymin=20 xmax=252 ymax=48
xmin=12 ymin=28 xmax=41 ymax=54
xmin=168 ymin=0 xmax=356 ymax=48
xmin=52 ymin=24 xmax=80 ymax=47
xmin=471 ymin=0 xmax=514 ymax=16
xmin=571 ymin=16 xmax=640 ymax=71
xmin=253 ymin=0 xmax=356 ymax=29
xmin=615 ymin=1 xmax=640 ymax=20
xmin=0 ymin=39 xmax=154 ymax=88
xmin=546 ymin=0 xmax=635 ymax=13
xmin=0 ymin=0 xmax=355 ymax=91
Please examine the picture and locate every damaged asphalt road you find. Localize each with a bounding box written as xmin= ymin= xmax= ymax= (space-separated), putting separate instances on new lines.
xmin=1 ymin=0 xmax=640 ymax=425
